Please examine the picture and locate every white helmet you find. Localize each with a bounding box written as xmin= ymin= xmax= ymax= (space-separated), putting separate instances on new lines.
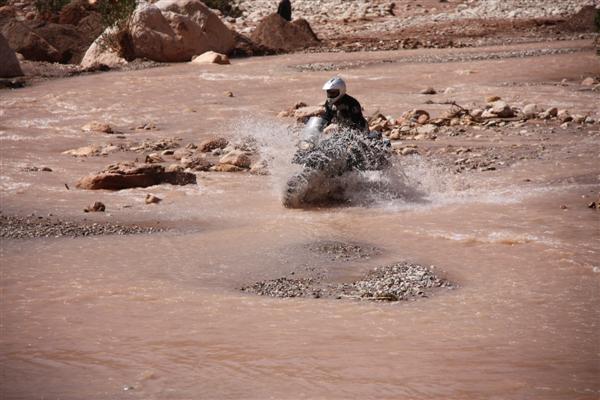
xmin=322 ymin=76 xmax=346 ymax=104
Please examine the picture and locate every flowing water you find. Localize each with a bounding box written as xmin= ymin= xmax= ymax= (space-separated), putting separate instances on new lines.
xmin=1 ymin=41 xmax=599 ymax=399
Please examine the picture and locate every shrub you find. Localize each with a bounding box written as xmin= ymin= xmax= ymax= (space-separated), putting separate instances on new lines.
xmin=96 ymin=0 xmax=137 ymax=59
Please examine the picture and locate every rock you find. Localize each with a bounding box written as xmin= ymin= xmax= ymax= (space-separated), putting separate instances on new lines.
xmin=84 ymin=201 xmax=105 ymax=212
xmin=81 ymin=121 xmax=113 ymax=133
xmin=419 ymin=87 xmax=436 ymax=95
xmin=416 ymin=124 xmax=437 ymax=135
xmin=161 ymin=149 xmax=175 ymax=156
xmin=401 ymin=109 xmax=430 ymax=123
xmin=250 ymin=160 xmax=269 ymax=175
xmin=129 ymin=0 xmax=236 ymax=62
xmin=1 ymin=19 xmax=61 ymax=62
xmin=522 ymin=103 xmax=539 ymax=119
xmin=490 ymin=101 xmax=514 ymax=118
xmin=2 ymin=18 xmax=97 ymax=64
xmin=557 ymin=109 xmax=572 ymax=122
xmin=191 ymin=51 xmax=230 ymax=64
xmin=165 ymin=163 xmax=184 ymax=173
xmin=180 ymin=155 xmax=213 ymax=171
xmin=58 ymin=0 xmax=91 ymax=25
xmin=470 ymin=109 xmax=483 ymax=118
xmin=224 ymin=91 xmax=234 ymax=97
xmin=80 ymin=26 xmax=127 ymax=69
xmin=293 ymin=105 xmax=325 ymax=122
xmin=219 ymin=150 xmax=251 ymax=168
xmin=145 ymin=194 xmax=162 ymax=204
xmin=21 ymin=166 xmax=53 ymax=172
xmin=172 ymin=148 xmax=193 ymax=160
xmin=416 ymin=113 xmax=430 ymax=124
xmin=132 ymin=121 xmax=157 ymax=130
xmin=539 ymin=107 xmax=558 ymax=119
xmin=198 ymin=137 xmax=228 ymax=152
xmin=76 ymin=162 xmax=196 ymax=190
xmin=485 ymin=95 xmax=501 ymax=103
xmin=0 ymin=33 xmax=23 ymax=78
xmin=62 ymin=145 xmax=102 ymax=157
xmin=212 ymin=163 xmax=243 ymax=172
xmin=572 ymin=114 xmax=586 ymax=124
xmin=145 ymin=153 xmax=164 ymax=163
xmin=481 ymin=109 xmax=495 ymax=119
xmin=250 ymin=13 xmax=319 ymax=52
xmin=581 ymin=77 xmax=596 ymax=86
xmin=400 ymin=147 xmax=419 ymax=156
xmin=584 ymin=116 xmax=596 ymax=124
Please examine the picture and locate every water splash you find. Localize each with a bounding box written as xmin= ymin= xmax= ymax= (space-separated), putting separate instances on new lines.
xmin=224 ymin=116 xmax=301 ymax=197
xmin=223 ymin=116 xmax=533 ymax=209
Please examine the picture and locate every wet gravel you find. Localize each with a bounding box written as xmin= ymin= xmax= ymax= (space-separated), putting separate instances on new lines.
xmin=0 ymin=214 xmax=164 ymax=239
xmin=306 ymin=240 xmax=381 ymax=261
xmin=293 ymin=47 xmax=587 ymax=72
xmin=337 ymin=262 xmax=453 ymax=301
xmin=241 ymin=261 xmax=453 ymax=302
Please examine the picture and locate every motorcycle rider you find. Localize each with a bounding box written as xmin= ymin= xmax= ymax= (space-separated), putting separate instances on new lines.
xmin=322 ymin=76 xmax=369 ymax=134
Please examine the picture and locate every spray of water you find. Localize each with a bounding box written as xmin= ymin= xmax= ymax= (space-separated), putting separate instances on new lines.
xmin=224 ymin=116 xmax=301 ymax=197
xmin=224 ymin=116 xmax=526 ymax=209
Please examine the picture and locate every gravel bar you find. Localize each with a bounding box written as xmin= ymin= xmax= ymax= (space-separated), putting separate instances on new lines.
xmin=241 ymin=262 xmax=454 ymax=302
xmin=0 ymin=214 xmax=164 ymax=239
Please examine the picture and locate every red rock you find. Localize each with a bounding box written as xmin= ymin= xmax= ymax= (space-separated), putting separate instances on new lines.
xmin=0 ymin=33 xmax=23 ymax=78
xmin=250 ymin=13 xmax=319 ymax=52
xmin=76 ymin=163 xmax=196 ymax=190
xmin=219 ymin=150 xmax=251 ymax=168
xmin=198 ymin=137 xmax=228 ymax=152
xmin=191 ymin=51 xmax=230 ymax=65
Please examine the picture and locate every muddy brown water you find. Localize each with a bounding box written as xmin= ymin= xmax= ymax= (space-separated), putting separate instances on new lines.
xmin=1 ymin=40 xmax=599 ymax=399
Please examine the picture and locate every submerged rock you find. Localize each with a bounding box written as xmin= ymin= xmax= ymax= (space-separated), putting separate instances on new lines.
xmin=84 ymin=201 xmax=106 ymax=212
xmin=145 ymin=194 xmax=162 ymax=204
xmin=81 ymin=121 xmax=113 ymax=133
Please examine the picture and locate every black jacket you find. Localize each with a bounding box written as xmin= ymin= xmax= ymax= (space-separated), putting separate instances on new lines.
xmin=323 ymin=94 xmax=368 ymax=132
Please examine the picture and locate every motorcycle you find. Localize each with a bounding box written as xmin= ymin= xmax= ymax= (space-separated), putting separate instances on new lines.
xmin=282 ymin=117 xmax=391 ymax=208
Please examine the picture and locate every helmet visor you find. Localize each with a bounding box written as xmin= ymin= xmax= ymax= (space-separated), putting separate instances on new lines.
xmin=326 ymin=89 xmax=340 ymax=99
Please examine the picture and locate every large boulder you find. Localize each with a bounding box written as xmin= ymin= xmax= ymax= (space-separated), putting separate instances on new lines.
xmin=250 ymin=13 xmax=319 ymax=52
xmin=129 ymin=0 xmax=236 ymax=62
xmin=80 ymin=26 xmax=128 ymax=69
xmin=76 ymin=163 xmax=196 ymax=190
xmin=1 ymin=15 xmax=102 ymax=64
xmin=0 ymin=33 xmax=23 ymax=78
xmin=1 ymin=20 xmax=62 ymax=62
